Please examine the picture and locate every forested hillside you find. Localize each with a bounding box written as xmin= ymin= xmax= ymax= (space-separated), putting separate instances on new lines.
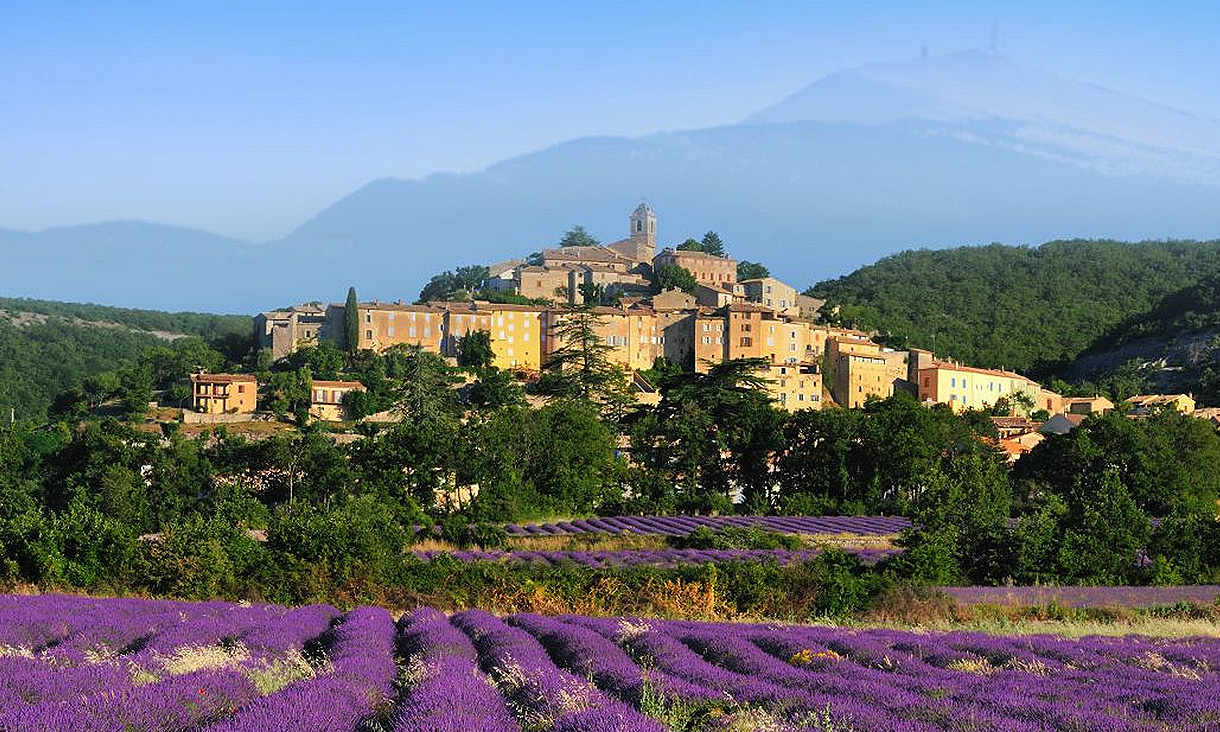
xmin=808 ymin=239 xmax=1220 ymax=377
xmin=0 ymin=297 xmax=251 ymax=421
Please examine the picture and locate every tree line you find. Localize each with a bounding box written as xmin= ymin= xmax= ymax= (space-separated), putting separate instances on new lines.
xmin=2 ymin=302 xmax=1220 ymax=601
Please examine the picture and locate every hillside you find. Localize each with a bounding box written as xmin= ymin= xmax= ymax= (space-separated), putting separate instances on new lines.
xmin=0 ymin=297 xmax=251 ymax=421
xmin=807 ymin=239 xmax=1220 ymax=377
xmin=1066 ymin=275 xmax=1220 ymax=401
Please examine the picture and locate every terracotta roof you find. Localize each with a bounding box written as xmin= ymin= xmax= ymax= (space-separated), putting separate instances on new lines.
xmin=656 ymin=248 xmax=736 ymax=262
xmin=190 ymin=372 xmax=256 ymax=383
xmin=1126 ymin=394 xmax=1191 ymax=405
xmin=360 ymin=301 xmax=441 ymax=313
xmin=991 ymin=416 xmax=1041 ymax=429
xmin=998 ymin=439 xmax=1032 ymax=456
xmin=925 ymin=361 xmax=1031 ymax=381
xmin=311 ymin=380 xmax=365 ymax=389
xmin=541 ymin=246 xmax=629 ymax=263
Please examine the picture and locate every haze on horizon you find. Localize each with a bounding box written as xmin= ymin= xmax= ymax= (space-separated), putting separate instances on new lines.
xmin=4 ymin=0 xmax=1220 ymax=242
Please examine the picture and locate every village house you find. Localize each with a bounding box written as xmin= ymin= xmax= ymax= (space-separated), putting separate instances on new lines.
xmin=741 ymin=277 xmax=799 ymax=317
xmin=254 ymin=305 xmax=328 ymax=361
xmin=654 ymin=247 xmax=738 ymax=286
xmin=1125 ymin=393 xmax=1196 ymax=415
xmin=827 ymin=336 xmax=892 ymax=408
xmin=916 ymin=360 xmax=1058 ymax=414
xmin=1064 ymin=395 xmax=1115 ymax=415
xmin=309 ymin=380 xmax=366 ymax=421
xmin=190 ymin=372 xmax=258 ymax=415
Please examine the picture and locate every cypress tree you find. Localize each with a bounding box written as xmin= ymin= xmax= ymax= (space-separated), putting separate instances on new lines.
xmin=344 ymin=287 xmax=359 ymax=354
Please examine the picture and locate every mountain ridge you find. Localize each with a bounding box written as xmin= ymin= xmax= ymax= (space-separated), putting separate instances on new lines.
xmin=6 ymin=51 xmax=1220 ymax=313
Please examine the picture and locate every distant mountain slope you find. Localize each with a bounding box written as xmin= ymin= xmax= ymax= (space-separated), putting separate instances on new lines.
xmin=281 ymin=118 xmax=1220 ymax=309
xmin=0 ymin=222 xmax=261 ymax=313
xmin=0 ymin=297 xmax=250 ymax=421
xmin=749 ymin=50 xmax=1220 ymax=183
xmin=808 ymin=239 xmax=1220 ymax=376
xmin=5 ymin=51 xmax=1220 ymax=314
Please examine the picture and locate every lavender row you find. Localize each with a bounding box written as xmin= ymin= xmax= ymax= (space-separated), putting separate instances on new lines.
xmin=503 ymin=514 xmax=911 ymax=536
xmin=211 ymin=606 xmax=398 ymax=732
xmin=415 ymin=546 xmax=899 ymax=568
xmin=942 ymin=585 xmax=1220 ymax=608
xmin=389 ymin=607 xmax=519 ymax=732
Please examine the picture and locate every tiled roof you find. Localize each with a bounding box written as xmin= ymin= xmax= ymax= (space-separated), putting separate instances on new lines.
xmin=190 ymin=372 xmax=256 ymax=383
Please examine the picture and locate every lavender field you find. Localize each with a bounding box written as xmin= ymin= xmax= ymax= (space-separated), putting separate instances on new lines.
xmin=3 ymin=595 xmax=1220 ymax=731
xmin=504 ymin=515 xmax=911 ymax=537
xmin=414 ymin=546 xmax=900 ymax=568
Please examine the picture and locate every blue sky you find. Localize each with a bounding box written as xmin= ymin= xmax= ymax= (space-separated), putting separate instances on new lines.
xmin=3 ymin=0 xmax=1219 ymax=240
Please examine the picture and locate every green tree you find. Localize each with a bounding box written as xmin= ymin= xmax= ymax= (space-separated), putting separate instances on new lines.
xmin=457 ymin=330 xmax=494 ymax=369
xmin=344 ymin=287 xmax=359 ymax=354
xmin=737 ymin=260 xmax=770 ymax=280
xmin=418 ymin=266 xmax=489 ymax=303
xmin=700 ymin=231 xmax=726 ymax=257
xmin=558 ymin=224 xmax=600 ymax=248
xmin=535 ymin=307 xmax=631 ymax=413
xmin=630 ymin=358 xmax=780 ymax=511
xmin=676 ymin=238 xmax=703 ymax=252
xmin=653 ymin=264 xmax=699 ymax=295
xmin=384 ymin=345 xmax=459 ymax=423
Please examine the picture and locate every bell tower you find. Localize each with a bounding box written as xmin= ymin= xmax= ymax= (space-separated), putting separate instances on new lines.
xmin=629 ymin=202 xmax=656 ymax=256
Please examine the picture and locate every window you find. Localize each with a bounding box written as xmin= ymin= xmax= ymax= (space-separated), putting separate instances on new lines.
xmin=740 ymin=337 xmax=752 ymax=347
xmin=424 ymin=327 xmax=431 ymax=337
xmin=365 ymin=329 xmax=373 ymax=340
xmin=364 ymin=313 xmax=371 ymax=323
xmin=789 ymin=343 xmax=797 ymax=351
xmin=523 ymin=333 xmax=529 ymax=341
xmin=388 ymin=326 xmax=396 ymax=337
xmin=950 ymin=377 xmax=956 ymax=387
xmin=702 ymin=323 xmax=710 ymax=332
xmin=238 ymin=385 xmax=245 ymax=393
xmin=742 ymin=323 xmax=751 ymax=332
xmin=409 ymin=326 xmax=417 ymax=338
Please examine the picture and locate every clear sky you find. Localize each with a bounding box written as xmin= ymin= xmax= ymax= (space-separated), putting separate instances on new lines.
xmin=3 ymin=0 xmax=1219 ymax=241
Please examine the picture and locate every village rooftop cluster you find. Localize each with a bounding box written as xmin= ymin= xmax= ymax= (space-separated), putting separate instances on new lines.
xmin=183 ymin=205 xmax=1206 ymax=444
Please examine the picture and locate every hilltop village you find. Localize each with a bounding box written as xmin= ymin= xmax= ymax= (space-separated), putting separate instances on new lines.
xmin=187 ymin=205 xmax=1201 ymax=445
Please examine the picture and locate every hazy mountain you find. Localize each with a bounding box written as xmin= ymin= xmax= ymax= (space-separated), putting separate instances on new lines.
xmin=6 ymin=50 xmax=1220 ymax=313
xmin=0 ymin=222 xmax=260 ymax=313
xmin=749 ymin=50 xmax=1220 ymax=183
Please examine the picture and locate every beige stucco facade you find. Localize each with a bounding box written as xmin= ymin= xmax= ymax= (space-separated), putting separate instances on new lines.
xmin=191 ymin=373 xmax=258 ymax=415
xmin=309 ymin=380 xmax=366 ymax=421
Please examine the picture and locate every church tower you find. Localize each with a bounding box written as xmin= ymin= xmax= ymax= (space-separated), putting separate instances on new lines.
xmin=629 ymin=202 xmax=656 ymax=256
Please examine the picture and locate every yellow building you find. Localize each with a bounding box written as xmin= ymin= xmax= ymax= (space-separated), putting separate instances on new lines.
xmin=917 ymin=361 xmax=1043 ymax=413
xmin=768 ymin=362 xmax=823 ymax=411
xmin=741 ymin=277 xmax=799 ymax=316
xmin=353 ymin=302 xmax=446 ymax=353
xmin=310 ymin=380 xmax=366 ymax=421
xmin=827 ymin=337 xmax=891 ymax=408
xmin=476 ymin=303 xmax=546 ymax=371
xmin=191 ymin=373 xmax=258 ymax=415
xmin=1125 ymin=394 xmax=1196 ymax=415
xmin=543 ymin=305 xmax=660 ymax=373
xmin=654 ymin=248 xmax=738 ymax=286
